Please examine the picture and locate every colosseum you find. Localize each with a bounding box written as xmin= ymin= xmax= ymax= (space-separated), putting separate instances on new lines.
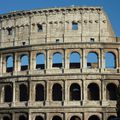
xmin=0 ymin=6 xmax=119 ymax=120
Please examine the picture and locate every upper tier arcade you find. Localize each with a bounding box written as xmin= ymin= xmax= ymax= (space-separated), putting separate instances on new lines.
xmin=0 ymin=6 xmax=119 ymax=48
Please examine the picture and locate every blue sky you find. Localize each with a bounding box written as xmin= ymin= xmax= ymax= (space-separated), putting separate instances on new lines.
xmin=0 ymin=0 xmax=120 ymax=36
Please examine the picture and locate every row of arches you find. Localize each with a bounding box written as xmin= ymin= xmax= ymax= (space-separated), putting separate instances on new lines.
xmin=1 ymin=115 xmax=27 ymax=120
xmin=1 ymin=114 xmax=117 ymax=120
xmin=3 ymin=82 xmax=117 ymax=102
xmin=6 ymin=51 xmax=116 ymax=72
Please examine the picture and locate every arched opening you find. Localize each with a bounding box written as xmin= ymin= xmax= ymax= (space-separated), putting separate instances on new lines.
xmin=20 ymin=54 xmax=29 ymax=71
xmin=69 ymin=52 xmax=80 ymax=69
xmin=35 ymin=116 xmax=44 ymax=120
xmin=19 ymin=115 xmax=27 ymax=120
xmin=36 ymin=53 xmax=45 ymax=70
xmin=106 ymin=83 xmax=117 ymax=100
xmin=88 ymin=115 xmax=100 ymax=120
xmin=105 ymin=52 xmax=116 ymax=68
xmin=19 ymin=84 xmax=28 ymax=101
xmin=35 ymin=84 xmax=44 ymax=101
xmin=52 ymin=116 xmax=62 ymax=120
xmin=52 ymin=83 xmax=62 ymax=101
xmin=88 ymin=83 xmax=100 ymax=100
xmin=4 ymin=85 xmax=13 ymax=102
xmin=70 ymin=116 xmax=81 ymax=120
xmin=70 ymin=83 xmax=81 ymax=101
xmin=52 ymin=52 xmax=62 ymax=68
xmin=3 ymin=116 xmax=11 ymax=120
xmin=107 ymin=115 xmax=116 ymax=120
xmin=6 ymin=55 xmax=14 ymax=72
xmin=87 ymin=52 xmax=98 ymax=68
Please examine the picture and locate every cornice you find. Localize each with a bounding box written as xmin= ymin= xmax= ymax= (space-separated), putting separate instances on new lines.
xmin=0 ymin=6 xmax=102 ymax=20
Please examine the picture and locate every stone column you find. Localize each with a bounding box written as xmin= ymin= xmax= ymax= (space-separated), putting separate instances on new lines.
xmin=14 ymin=53 xmax=18 ymax=73
xmin=29 ymin=51 xmax=33 ymax=71
xmin=103 ymin=113 xmax=106 ymax=120
xmin=64 ymin=113 xmax=67 ymax=120
xmin=101 ymin=79 xmax=107 ymax=106
xmin=15 ymin=83 xmax=19 ymax=103
xmin=12 ymin=82 xmax=16 ymax=106
xmin=12 ymin=113 xmax=15 ymax=120
xmin=32 ymin=52 xmax=36 ymax=70
xmin=46 ymin=113 xmax=50 ymax=120
xmin=16 ymin=54 xmax=20 ymax=71
xmin=0 ymin=85 xmax=2 ymax=103
xmin=46 ymin=81 xmax=50 ymax=105
xmin=46 ymin=50 xmax=51 ymax=69
xmin=64 ymin=80 xmax=68 ymax=105
xmin=28 ymin=80 xmax=32 ymax=106
xmin=28 ymin=112 xmax=32 ymax=120
xmin=82 ymin=49 xmax=87 ymax=68
xmin=2 ymin=56 xmax=6 ymax=73
xmin=48 ymin=51 xmax=52 ymax=69
xmin=82 ymin=79 xmax=87 ymax=105
xmin=98 ymin=49 xmax=101 ymax=69
xmin=101 ymin=49 xmax=105 ymax=69
xmin=0 ymin=54 xmax=3 ymax=75
xmin=62 ymin=49 xmax=65 ymax=70
xmin=1 ymin=85 xmax=4 ymax=103
xmin=64 ymin=49 xmax=69 ymax=69
xmin=0 ymin=85 xmax=3 ymax=103
xmin=45 ymin=50 xmax=47 ymax=70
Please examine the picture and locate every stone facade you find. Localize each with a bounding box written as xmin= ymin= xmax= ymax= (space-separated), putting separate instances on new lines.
xmin=0 ymin=6 xmax=119 ymax=120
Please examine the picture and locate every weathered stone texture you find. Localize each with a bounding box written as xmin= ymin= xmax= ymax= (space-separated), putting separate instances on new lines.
xmin=0 ymin=6 xmax=119 ymax=120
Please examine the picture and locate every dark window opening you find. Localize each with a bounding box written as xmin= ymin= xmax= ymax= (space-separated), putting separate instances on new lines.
xmin=105 ymin=52 xmax=116 ymax=69
xmin=88 ymin=115 xmax=100 ymax=120
xmin=72 ymin=22 xmax=78 ymax=30
xmin=107 ymin=116 xmax=116 ymax=120
xmin=70 ymin=52 xmax=80 ymax=69
xmin=22 ymin=42 xmax=26 ymax=46
xmin=107 ymin=83 xmax=117 ymax=100
xmin=21 ymin=66 xmax=28 ymax=71
xmin=70 ymin=116 xmax=81 ymax=120
xmin=37 ymin=24 xmax=43 ymax=32
xmin=36 ymin=53 xmax=45 ymax=70
xmin=52 ymin=116 xmax=62 ymax=120
xmin=52 ymin=52 xmax=62 ymax=68
xmin=19 ymin=115 xmax=27 ymax=120
xmin=90 ymin=38 xmax=95 ymax=42
xmin=52 ymin=83 xmax=62 ymax=101
xmin=70 ymin=83 xmax=81 ymax=101
xmin=52 ymin=63 xmax=62 ymax=68
xmin=88 ymin=83 xmax=99 ymax=100
xmin=70 ymin=63 xmax=80 ymax=69
xmin=4 ymin=85 xmax=13 ymax=102
xmin=35 ymin=84 xmax=44 ymax=101
xmin=19 ymin=84 xmax=29 ymax=101
xmin=87 ymin=52 xmax=98 ymax=69
xmin=36 ymin=64 xmax=45 ymax=70
xmin=7 ymin=28 xmax=12 ymax=35
xmin=6 ymin=56 xmax=14 ymax=73
xmin=3 ymin=116 xmax=11 ymax=120
xmin=20 ymin=55 xmax=29 ymax=71
xmin=35 ymin=116 xmax=44 ymax=120
xmin=56 ymin=39 xmax=60 ymax=43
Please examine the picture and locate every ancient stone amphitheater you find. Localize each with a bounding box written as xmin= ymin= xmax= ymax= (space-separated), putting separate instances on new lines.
xmin=0 ymin=6 xmax=119 ymax=120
